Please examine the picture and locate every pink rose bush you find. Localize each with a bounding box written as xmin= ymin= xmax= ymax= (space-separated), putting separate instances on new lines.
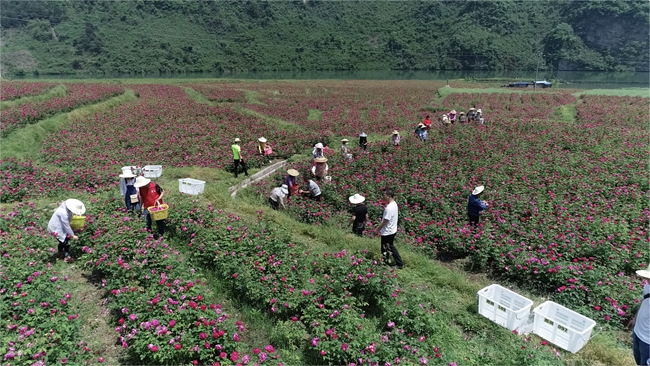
xmin=0 ymin=81 xmax=56 ymax=101
xmin=0 ymin=83 xmax=124 ymax=136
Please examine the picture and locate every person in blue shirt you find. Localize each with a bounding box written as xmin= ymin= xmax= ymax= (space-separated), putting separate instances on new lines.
xmin=467 ymin=185 xmax=488 ymax=225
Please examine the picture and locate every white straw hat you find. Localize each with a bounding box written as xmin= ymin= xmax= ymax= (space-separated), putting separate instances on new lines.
xmin=258 ymin=137 xmax=267 ymax=143
xmin=349 ymin=194 xmax=365 ymax=204
xmin=234 ymin=138 xmax=241 ymax=142
xmin=472 ymin=186 xmax=485 ymax=195
xmin=636 ymin=264 xmax=650 ymax=279
xmin=477 ymin=109 xmax=482 ymax=114
xmin=65 ymin=199 xmax=86 ymax=216
xmin=341 ymin=138 xmax=349 ymax=142
xmin=287 ymin=169 xmax=299 ymax=177
xmin=314 ymin=143 xmax=324 ymax=149
xmin=359 ymin=133 xmax=367 ymax=137
xmin=119 ymin=167 xmax=136 ymax=178
xmin=314 ymin=157 xmax=328 ymax=163
xmin=392 ymin=130 xmax=399 ymax=135
xmin=450 ymin=110 xmax=457 ymax=114
xmin=133 ymin=176 xmax=151 ymax=188
xmin=280 ymin=184 xmax=289 ymax=195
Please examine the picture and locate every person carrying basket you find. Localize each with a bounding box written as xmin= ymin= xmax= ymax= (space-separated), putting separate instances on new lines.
xmin=134 ymin=176 xmax=166 ymax=239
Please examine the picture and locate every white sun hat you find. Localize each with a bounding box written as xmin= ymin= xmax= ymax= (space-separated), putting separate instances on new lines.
xmin=359 ymin=133 xmax=367 ymax=137
xmin=287 ymin=169 xmax=299 ymax=177
xmin=450 ymin=110 xmax=457 ymax=114
xmin=119 ymin=167 xmax=136 ymax=178
xmin=258 ymin=137 xmax=267 ymax=143
xmin=341 ymin=138 xmax=349 ymax=142
xmin=392 ymin=130 xmax=400 ymax=135
xmin=349 ymin=194 xmax=366 ymax=204
xmin=133 ymin=176 xmax=151 ymax=188
xmin=65 ymin=199 xmax=86 ymax=216
xmin=314 ymin=157 xmax=328 ymax=163
xmin=472 ymin=186 xmax=485 ymax=195
xmin=636 ymin=263 xmax=650 ymax=279
xmin=314 ymin=142 xmax=324 ymax=149
xmin=280 ymin=184 xmax=289 ymax=195
xmin=234 ymin=138 xmax=241 ymax=142
xmin=477 ymin=109 xmax=482 ymax=114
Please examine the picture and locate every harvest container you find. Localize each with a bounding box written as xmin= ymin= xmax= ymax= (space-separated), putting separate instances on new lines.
xmin=143 ymin=165 xmax=162 ymax=178
xmin=532 ymin=301 xmax=596 ymax=353
xmin=70 ymin=216 xmax=86 ymax=231
xmin=179 ymin=178 xmax=206 ymax=195
xmin=477 ymin=284 xmax=533 ymax=332
xmin=147 ymin=204 xmax=169 ymax=221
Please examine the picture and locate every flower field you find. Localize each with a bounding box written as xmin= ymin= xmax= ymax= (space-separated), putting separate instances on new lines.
xmin=0 ymin=83 xmax=124 ymax=137
xmin=0 ymin=81 xmax=56 ymax=101
xmin=1 ymin=80 xmax=647 ymax=365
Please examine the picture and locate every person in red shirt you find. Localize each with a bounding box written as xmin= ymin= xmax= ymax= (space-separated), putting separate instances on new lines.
xmin=134 ymin=176 xmax=166 ymax=238
xmin=423 ymin=115 xmax=432 ymax=130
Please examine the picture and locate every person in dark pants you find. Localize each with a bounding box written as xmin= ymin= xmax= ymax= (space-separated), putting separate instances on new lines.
xmin=359 ymin=133 xmax=367 ymax=150
xmin=375 ymin=188 xmax=403 ymax=269
xmin=348 ymin=194 xmax=369 ymax=237
xmin=467 ymin=185 xmax=488 ymax=225
xmin=135 ymin=176 xmax=166 ymax=239
xmin=299 ymin=176 xmax=322 ymax=202
xmin=629 ymin=264 xmax=650 ymax=365
xmin=47 ymin=199 xmax=86 ymax=262
xmin=231 ymin=137 xmax=249 ymax=178
xmin=269 ymin=184 xmax=289 ymax=210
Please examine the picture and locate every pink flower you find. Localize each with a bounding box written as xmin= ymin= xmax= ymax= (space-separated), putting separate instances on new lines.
xmin=264 ymin=345 xmax=275 ymax=353
xmin=148 ymin=344 xmax=158 ymax=352
xmin=230 ymin=351 xmax=239 ymax=362
xmin=311 ymin=337 xmax=319 ymax=347
xmin=342 ymin=343 xmax=349 ymax=351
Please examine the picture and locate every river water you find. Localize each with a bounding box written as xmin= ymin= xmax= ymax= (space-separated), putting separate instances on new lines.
xmin=14 ymin=70 xmax=649 ymax=89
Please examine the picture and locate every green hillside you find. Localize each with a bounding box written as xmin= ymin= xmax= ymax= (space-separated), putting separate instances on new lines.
xmin=1 ymin=0 xmax=648 ymax=75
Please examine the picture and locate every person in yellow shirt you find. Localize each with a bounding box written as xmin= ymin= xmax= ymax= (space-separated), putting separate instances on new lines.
xmin=231 ymin=138 xmax=249 ymax=178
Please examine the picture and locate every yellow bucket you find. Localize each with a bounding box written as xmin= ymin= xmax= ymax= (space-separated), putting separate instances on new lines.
xmin=147 ymin=204 xmax=169 ymax=221
xmin=70 ymin=216 xmax=86 ymax=231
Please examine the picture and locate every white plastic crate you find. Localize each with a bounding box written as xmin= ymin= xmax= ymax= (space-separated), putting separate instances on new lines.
xmin=179 ymin=178 xmax=205 ymax=195
xmin=533 ymin=301 xmax=596 ymax=353
xmin=477 ymin=284 xmax=533 ymax=332
xmin=143 ymin=165 xmax=162 ymax=178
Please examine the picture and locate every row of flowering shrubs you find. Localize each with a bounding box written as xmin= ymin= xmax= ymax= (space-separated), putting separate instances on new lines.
xmin=189 ymin=84 xmax=247 ymax=103
xmin=0 ymin=83 xmax=124 ymax=136
xmin=0 ymin=81 xmax=56 ymax=101
xmin=164 ymin=198 xmax=562 ymax=365
xmin=251 ymin=92 xmax=649 ymax=327
xmin=0 ymin=158 xmax=116 ymax=203
xmin=40 ymin=84 xmax=320 ymax=172
xmin=0 ymin=203 xmax=97 ymax=364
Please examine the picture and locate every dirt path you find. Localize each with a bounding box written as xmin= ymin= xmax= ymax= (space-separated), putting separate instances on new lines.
xmin=229 ymin=159 xmax=287 ymax=198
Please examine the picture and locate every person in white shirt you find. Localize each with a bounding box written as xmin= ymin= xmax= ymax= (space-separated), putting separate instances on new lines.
xmin=47 ymin=199 xmax=85 ymax=262
xmin=300 ymin=176 xmax=322 ymax=202
xmin=269 ymin=184 xmax=289 ymax=210
xmin=629 ymin=264 xmax=650 ymax=365
xmin=375 ymin=188 xmax=403 ymax=269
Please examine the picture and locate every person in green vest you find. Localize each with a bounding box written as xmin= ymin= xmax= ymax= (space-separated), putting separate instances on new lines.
xmin=231 ymin=137 xmax=249 ymax=178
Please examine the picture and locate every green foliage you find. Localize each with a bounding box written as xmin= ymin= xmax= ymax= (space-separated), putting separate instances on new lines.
xmin=0 ymin=0 xmax=647 ymax=75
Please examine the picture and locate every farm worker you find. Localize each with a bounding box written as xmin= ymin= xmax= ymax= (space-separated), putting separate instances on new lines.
xmin=391 ymin=130 xmax=401 ymax=146
xmin=285 ymin=169 xmax=300 ymax=197
xmin=312 ymin=157 xmax=328 ymax=180
xmin=348 ymin=194 xmax=369 ymax=237
xmin=458 ymin=111 xmax=468 ymax=123
xmin=299 ymin=175 xmax=322 ymax=202
xmin=375 ymin=188 xmax=403 ymax=269
xmin=476 ymin=109 xmax=484 ymax=124
xmin=467 ymin=107 xmax=476 ymax=121
xmin=119 ymin=166 xmax=139 ymax=213
xmin=312 ymin=142 xmax=325 ymax=161
xmin=257 ymin=137 xmax=272 ymax=156
xmin=441 ymin=114 xmax=450 ymax=125
xmin=448 ymin=110 xmax=457 ymax=123
xmin=414 ymin=123 xmax=427 ymax=141
xmin=134 ymin=176 xmax=166 ymax=239
xmin=467 ymin=185 xmax=488 ymax=226
xmin=359 ymin=133 xmax=368 ymax=150
xmin=231 ymin=138 xmax=249 ymax=178
xmin=629 ymin=264 xmax=650 ymax=366
xmin=269 ymin=184 xmax=289 ymax=210
xmin=422 ymin=115 xmax=432 ymax=129
xmin=48 ymin=199 xmax=86 ymax=262
xmin=341 ymin=138 xmax=349 ymax=155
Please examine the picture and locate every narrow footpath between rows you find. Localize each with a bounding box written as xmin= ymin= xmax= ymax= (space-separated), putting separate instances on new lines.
xmin=229 ymin=159 xmax=287 ymax=198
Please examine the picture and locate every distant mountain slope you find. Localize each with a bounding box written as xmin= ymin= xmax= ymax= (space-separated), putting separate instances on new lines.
xmin=0 ymin=0 xmax=647 ymax=75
